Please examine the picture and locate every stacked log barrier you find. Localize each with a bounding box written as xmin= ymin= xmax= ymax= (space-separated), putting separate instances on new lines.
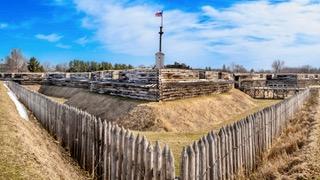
xmin=1 ymin=69 xmax=235 ymax=101
xmin=180 ymin=88 xmax=310 ymax=180
xmin=159 ymin=81 xmax=233 ymax=101
xmin=6 ymin=81 xmax=175 ymax=180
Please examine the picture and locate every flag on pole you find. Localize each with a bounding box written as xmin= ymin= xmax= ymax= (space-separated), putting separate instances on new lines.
xmin=155 ymin=10 xmax=163 ymax=17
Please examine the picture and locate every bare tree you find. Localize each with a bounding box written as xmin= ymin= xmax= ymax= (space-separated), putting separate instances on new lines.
xmin=229 ymin=63 xmax=248 ymax=73
xmin=272 ymin=60 xmax=285 ymax=73
xmin=4 ymin=49 xmax=28 ymax=72
xmin=42 ymin=61 xmax=55 ymax=72
xmin=55 ymin=63 xmax=69 ymax=72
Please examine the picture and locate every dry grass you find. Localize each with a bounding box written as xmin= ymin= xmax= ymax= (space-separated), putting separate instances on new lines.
xmin=250 ymin=89 xmax=320 ymax=180
xmin=137 ymin=97 xmax=279 ymax=174
xmin=60 ymin=88 xmax=279 ymax=132
xmin=23 ymin=85 xmax=68 ymax=104
xmin=0 ymin=82 xmax=89 ymax=180
xmin=23 ymin=84 xmax=42 ymax=92
xmin=47 ymin=96 xmax=68 ymax=103
xmin=133 ymin=131 xmax=204 ymax=175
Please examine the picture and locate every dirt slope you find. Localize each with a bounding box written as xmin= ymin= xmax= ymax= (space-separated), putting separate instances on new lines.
xmin=0 ymin=82 xmax=89 ymax=180
xmin=65 ymin=88 xmax=278 ymax=132
xmin=25 ymin=85 xmax=278 ymax=132
xmin=39 ymin=85 xmax=86 ymax=98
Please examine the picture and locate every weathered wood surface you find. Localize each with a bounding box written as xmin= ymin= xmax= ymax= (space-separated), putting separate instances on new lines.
xmin=159 ymin=69 xmax=233 ymax=82
xmin=1 ymin=69 xmax=236 ymax=101
xmin=243 ymin=87 xmax=305 ymax=99
xmin=159 ymin=81 xmax=233 ymax=101
xmin=6 ymin=81 xmax=175 ymax=180
xmin=180 ymin=88 xmax=310 ymax=180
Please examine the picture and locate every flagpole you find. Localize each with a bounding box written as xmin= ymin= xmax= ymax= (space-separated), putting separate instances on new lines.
xmin=159 ymin=11 xmax=163 ymax=52
xmin=155 ymin=10 xmax=165 ymax=69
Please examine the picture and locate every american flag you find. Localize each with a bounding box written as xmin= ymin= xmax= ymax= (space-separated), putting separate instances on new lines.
xmin=155 ymin=10 xmax=163 ymax=17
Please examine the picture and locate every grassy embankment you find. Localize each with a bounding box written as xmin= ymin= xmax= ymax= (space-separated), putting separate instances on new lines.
xmin=0 ymin=82 xmax=89 ymax=179
xmin=137 ymin=98 xmax=280 ymax=174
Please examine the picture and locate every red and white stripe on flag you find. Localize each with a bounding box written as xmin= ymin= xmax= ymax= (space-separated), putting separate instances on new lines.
xmin=155 ymin=10 xmax=163 ymax=17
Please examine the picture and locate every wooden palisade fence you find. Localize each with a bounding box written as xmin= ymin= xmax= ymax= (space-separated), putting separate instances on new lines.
xmin=180 ymin=88 xmax=310 ymax=180
xmin=6 ymin=81 xmax=310 ymax=180
xmin=6 ymin=81 xmax=175 ymax=180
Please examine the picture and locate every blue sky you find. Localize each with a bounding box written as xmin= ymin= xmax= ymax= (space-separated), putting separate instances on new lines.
xmin=1 ymin=0 xmax=320 ymax=69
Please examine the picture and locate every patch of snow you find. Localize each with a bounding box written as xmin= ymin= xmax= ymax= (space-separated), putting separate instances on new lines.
xmin=3 ymin=83 xmax=9 ymax=90
xmin=3 ymin=83 xmax=29 ymax=121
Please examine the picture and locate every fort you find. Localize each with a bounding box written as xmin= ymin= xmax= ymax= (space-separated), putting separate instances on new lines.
xmin=1 ymin=69 xmax=320 ymax=100
xmin=0 ymin=69 xmax=234 ymax=101
xmin=1 ymin=69 xmax=320 ymax=179
xmin=235 ymin=72 xmax=320 ymax=98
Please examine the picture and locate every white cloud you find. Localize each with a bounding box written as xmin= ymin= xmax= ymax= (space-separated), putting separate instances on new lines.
xmin=0 ymin=23 xmax=8 ymax=29
xmin=75 ymin=36 xmax=89 ymax=46
xmin=73 ymin=0 xmax=320 ymax=68
xmin=35 ymin=33 xmax=62 ymax=42
xmin=56 ymin=43 xmax=71 ymax=49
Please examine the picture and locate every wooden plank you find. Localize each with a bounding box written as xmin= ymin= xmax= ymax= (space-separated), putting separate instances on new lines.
xmin=145 ymin=143 xmax=154 ymax=180
xmin=218 ymin=128 xmax=226 ymax=180
xmin=118 ymin=127 xmax=125 ymax=180
xmin=97 ymin=118 xmax=103 ymax=178
xmin=187 ymin=146 xmax=195 ymax=180
xmin=140 ymin=136 xmax=147 ymax=180
xmin=128 ymin=133 xmax=135 ymax=180
xmin=161 ymin=145 xmax=169 ymax=179
xmin=193 ymin=142 xmax=199 ymax=180
xmin=153 ymin=141 xmax=162 ymax=180
xmin=166 ymin=148 xmax=175 ymax=180
xmin=134 ymin=135 xmax=142 ymax=180
xmin=203 ymin=136 xmax=210 ymax=180
xmin=199 ymin=139 xmax=206 ymax=180
xmin=102 ymin=121 xmax=108 ymax=180
xmin=181 ymin=147 xmax=188 ymax=180
xmin=123 ymin=131 xmax=130 ymax=180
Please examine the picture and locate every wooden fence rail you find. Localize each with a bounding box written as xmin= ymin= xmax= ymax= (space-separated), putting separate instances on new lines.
xmin=180 ymin=88 xmax=310 ymax=180
xmin=6 ymin=81 xmax=175 ymax=180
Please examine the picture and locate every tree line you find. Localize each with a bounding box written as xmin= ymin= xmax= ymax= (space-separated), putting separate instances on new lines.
xmin=204 ymin=60 xmax=320 ymax=74
xmin=1 ymin=49 xmax=320 ymax=73
xmin=0 ymin=49 xmax=134 ymax=73
xmin=67 ymin=60 xmax=133 ymax=72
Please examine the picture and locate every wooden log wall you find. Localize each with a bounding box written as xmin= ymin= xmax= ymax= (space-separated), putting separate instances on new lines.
xmin=48 ymin=79 xmax=91 ymax=89
xmin=298 ymin=79 xmax=320 ymax=88
xmin=180 ymin=88 xmax=310 ymax=180
xmin=90 ymin=69 xmax=159 ymax=84
xmin=89 ymin=70 xmax=160 ymax=101
xmin=159 ymin=69 xmax=201 ymax=82
xmin=159 ymin=69 xmax=233 ymax=82
xmin=159 ymin=81 xmax=234 ymax=101
xmin=6 ymin=81 xmax=175 ymax=180
xmin=238 ymin=80 xmax=267 ymax=89
xmin=239 ymin=79 xmax=320 ymax=90
xmin=243 ymin=87 xmax=305 ymax=99
xmin=90 ymin=81 xmax=159 ymax=101
xmin=0 ymin=72 xmax=45 ymax=84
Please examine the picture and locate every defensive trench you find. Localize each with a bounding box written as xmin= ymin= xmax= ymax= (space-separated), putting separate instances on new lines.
xmin=1 ymin=81 xmax=316 ymax=179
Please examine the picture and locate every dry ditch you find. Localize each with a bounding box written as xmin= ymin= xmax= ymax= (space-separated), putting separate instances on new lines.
xmin=0 ymin=82 xmax=89 ymax=180
xmin=250 ymin=88 xmax=320 ymax=179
